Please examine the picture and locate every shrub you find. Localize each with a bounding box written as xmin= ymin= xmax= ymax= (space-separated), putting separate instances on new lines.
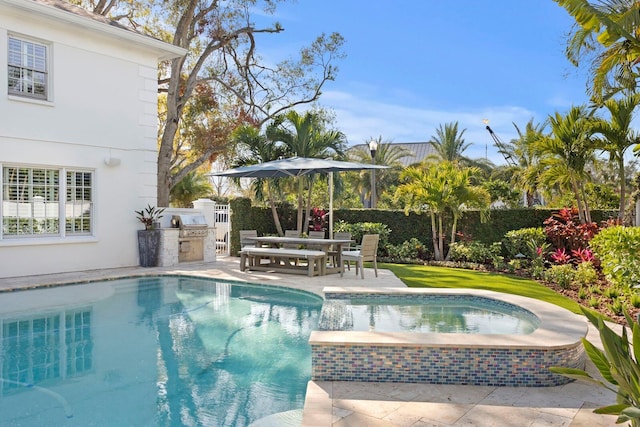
xmin=446 ymin=241 xmax=502 ymax=265
xmin=544 ymin=264 xmax=575 ymax=289
xmin=502 ymin=227 xmax=547 ymax=259
xmin=543 ymin=207 xmax=599 ymax=252
xmin=574 ymin=262 xmax=598 ymax=287
xmin=447 ymin=242 xmax=470 ymax=262
xmin=590 ymin=226 xmax=640 ymax=290
xmin=386 ymin=238 xmax=429 ymax=261
xmin=588 ymin=296 xmax=600 ymax=308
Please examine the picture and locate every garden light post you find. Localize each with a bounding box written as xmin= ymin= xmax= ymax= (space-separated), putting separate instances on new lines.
xmin=368 ymin=140 xmax=378 ymax=209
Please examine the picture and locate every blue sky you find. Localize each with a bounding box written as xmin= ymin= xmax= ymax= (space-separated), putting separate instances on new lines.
xmin=260 ymin=0 xmax=591 ymax=165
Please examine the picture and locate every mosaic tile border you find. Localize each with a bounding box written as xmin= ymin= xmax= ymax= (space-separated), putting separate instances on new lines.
xmin=311 ymin=342 xmax=585 ymax=387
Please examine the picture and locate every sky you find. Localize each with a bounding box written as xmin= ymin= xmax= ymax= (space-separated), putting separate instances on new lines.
xmin=256 ymin=0 xmax=592 ymax=165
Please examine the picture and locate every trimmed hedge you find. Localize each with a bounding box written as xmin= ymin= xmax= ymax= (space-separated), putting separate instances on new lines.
xmin=228 ymin=198 xmax=617 ymax=255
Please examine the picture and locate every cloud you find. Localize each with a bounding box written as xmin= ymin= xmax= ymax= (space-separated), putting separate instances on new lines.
xmin=316 ymin=90 xmax=537 ymax=165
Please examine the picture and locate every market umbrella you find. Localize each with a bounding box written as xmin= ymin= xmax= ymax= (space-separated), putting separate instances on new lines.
xmin=209 ymin=157 xmax=388 ymax=236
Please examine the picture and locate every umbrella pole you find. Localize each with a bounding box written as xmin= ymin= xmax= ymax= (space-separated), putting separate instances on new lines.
xmin=329 ymin=172 xmax=334 ymax=238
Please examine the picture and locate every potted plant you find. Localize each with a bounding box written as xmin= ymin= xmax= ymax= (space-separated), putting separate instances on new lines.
xmin=135 ymin=205 xmax=165 ymax=267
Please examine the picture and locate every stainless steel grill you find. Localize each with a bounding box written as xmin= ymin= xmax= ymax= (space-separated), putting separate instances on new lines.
xmin=172 ymin=214 xmax=208 ymax=262
xmin=172 ymin=214 xmax=208 ymax=237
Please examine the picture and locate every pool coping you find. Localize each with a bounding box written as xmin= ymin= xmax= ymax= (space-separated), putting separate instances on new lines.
xmin=309 ymin=287 xmax=588 ymax=350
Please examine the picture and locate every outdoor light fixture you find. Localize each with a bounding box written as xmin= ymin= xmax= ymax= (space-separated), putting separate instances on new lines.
xmin=368 ymin=140 xmax=378 ymax=209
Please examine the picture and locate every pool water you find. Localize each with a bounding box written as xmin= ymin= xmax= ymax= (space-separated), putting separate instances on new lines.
xmin=318 ymin=295 xmax=539 ymax=334
xmin=0 ymin=276 xmax=323 ymax=426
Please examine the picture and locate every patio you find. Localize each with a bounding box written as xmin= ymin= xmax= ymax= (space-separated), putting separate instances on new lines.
xmin=0 ymin=257 xmax=619 ymax=426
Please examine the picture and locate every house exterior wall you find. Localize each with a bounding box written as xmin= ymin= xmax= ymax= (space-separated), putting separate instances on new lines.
xmin=0 ymin=0 xmax=182 ymax=278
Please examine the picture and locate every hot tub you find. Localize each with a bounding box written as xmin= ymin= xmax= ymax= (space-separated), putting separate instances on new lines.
xmin=309 ymin=287 xmax=588 ymax=387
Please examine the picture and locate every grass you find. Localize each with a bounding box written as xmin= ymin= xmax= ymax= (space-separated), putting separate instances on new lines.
xmin=382 ymin=263 xmax=584 ymax=315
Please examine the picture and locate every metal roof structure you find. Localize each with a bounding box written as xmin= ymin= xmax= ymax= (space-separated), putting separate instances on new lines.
xmin=350 ymin=142 xmax=435 ymax=167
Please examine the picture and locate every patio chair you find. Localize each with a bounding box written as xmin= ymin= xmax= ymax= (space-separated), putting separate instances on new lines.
xmin=307 ymin=230 xmax=326 ymax=250
xmin=341 ymin=234 xmax=379 ymax=279
xmin=283 ymin=230 xmax=300 ymax=248
xmin=239 ymin=230 xmax=258 ymax=248
xmin=331 ymin=231 xmax=352 ymax=268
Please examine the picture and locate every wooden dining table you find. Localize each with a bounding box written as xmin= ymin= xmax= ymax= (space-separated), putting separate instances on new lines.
xmin=243 ymin=236 xmax=355 ymax=275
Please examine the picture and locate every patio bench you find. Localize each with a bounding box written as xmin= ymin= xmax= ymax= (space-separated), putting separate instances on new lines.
xmin=239 ymin=247 xmax=327 ymax=277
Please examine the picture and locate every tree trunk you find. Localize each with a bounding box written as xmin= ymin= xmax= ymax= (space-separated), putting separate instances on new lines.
xmin=445 ymin=214 xmax=459 ymax=261
xmin=618 ymin=156 xmax=626 ymax=221
xmin=526 ymin=191 xmax=534 ymax=207
xmin=437 ymin=214 xmax=445 ymax=261
xmin=571 ymin=178 xmax=586 ymax=224
xmin=578 ymin=180 xmax=592 ymax=223
xmin=430 ymin=211 xmax=441 ymax=261
xmin=267 ymin=185 xmax=284 ymax=236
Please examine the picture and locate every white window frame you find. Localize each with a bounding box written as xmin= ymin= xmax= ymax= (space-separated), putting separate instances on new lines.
xmin=1 ymin=165 xmax=94 ymax=240
xmin=7 ymin=34 xmax=50 ymax=101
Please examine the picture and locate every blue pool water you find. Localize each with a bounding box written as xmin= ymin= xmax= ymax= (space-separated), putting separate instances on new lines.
xmin=318 ymin=295 xmax=540 ymax=334
xmin=0 ymin=276 xmax=323 ymax=426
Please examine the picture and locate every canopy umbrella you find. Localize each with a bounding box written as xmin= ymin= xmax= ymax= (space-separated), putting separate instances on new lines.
xmin=209 ymin=157 xmax=388 ymax=236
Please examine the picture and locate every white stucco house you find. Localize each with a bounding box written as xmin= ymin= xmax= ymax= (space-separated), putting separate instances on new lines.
xmin=0 ymin=0 xmax=186 ymax=278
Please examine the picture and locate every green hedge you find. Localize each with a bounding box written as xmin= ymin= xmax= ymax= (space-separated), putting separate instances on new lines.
xmin=228 ymin=198 xmax=617 ymax=255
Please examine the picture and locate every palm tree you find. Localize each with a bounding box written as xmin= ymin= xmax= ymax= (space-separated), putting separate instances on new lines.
xmin=590 ymin=93 xmax=640 ymax=220
xmin=427 ymin=122 xmax=494 ymax=173
xmin=556 ymin=0 xmax=640 ymax=103
xmin=498 ymin=119 xmax=546 ymax=207
xmin=534 ymin=106 xmax=598 ymax=223
xmin=267 ymin=110 xmax=346 ymax=233
xmin=231 ymin=124 xmax=288 ymax=235
xmin=348 ymin=136 xmax=413 ymax=207
xmin=394 ymin=161 xmax=490 ymax=260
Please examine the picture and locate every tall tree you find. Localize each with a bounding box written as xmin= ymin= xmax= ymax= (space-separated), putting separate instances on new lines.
xmin=71 ymin=0 xmax=345 ymax=206
xmin=591 ymin=94 xmax=640 ymax=220
xmin=266 ymin=110 xmax=346 ymax=233
xmin=554 ymin=0 xmax=640 ymax=103
xmin=230 ymin=124 xmax=288 ymax=236
xmin=534 ymin=106 xmax=598 ymax=223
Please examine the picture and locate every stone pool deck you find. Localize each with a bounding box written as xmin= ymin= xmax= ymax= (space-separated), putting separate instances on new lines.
xmin=0 ymin=256 xmax=621 ymax=426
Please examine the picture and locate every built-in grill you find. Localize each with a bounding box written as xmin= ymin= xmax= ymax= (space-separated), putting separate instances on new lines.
xmin=172 ymin=214 xmax=209 ymax=262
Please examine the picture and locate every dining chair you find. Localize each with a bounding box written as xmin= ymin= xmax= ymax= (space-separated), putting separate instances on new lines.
xmin=341 ymin=234 xmax=379 ymax=279
xmin=332 ymin=231 xmax=352 ymax=268
xmin=239 ymin=230 xmax=258 ymax=248
xmin=307 ymin=230 xmax=326 ymax=251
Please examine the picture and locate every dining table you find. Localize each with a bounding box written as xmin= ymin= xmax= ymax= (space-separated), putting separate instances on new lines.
xmin=243 ymin=236 xmax=355 ymax=275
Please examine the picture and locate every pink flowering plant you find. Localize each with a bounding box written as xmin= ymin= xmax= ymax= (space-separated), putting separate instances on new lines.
xmin=550 ymin=248 xmax=572 ymax=265
xmin=310 ymin=207 xmax=326 ymax=231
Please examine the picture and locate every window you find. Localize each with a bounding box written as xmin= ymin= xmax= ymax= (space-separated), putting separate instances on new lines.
xmin=8 ymin=36 xmax=48 ymax=100
xmin=1 ymin=166 xmax=93 ymax=238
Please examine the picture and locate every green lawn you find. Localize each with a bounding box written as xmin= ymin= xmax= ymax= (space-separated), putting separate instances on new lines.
xmin=382 ymin=263 xmax=583 ymax=315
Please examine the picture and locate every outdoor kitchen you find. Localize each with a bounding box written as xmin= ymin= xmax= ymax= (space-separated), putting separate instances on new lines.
xmin=156 ymin=200 xmax=217 ymax=267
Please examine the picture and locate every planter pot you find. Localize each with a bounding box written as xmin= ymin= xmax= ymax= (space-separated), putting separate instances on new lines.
xmin=138 ymin=229 xmax=161 ymax=267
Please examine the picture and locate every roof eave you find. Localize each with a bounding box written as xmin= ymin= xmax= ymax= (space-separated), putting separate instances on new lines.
xmin=2 ymin=0 xmax=186 ymax=61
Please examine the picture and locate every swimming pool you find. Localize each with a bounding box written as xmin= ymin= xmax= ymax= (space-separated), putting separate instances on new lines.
xmin=0 ymin=276 xmax=323 ymax=426
xmin=310 ymin=287 xmax=588 ymax=387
